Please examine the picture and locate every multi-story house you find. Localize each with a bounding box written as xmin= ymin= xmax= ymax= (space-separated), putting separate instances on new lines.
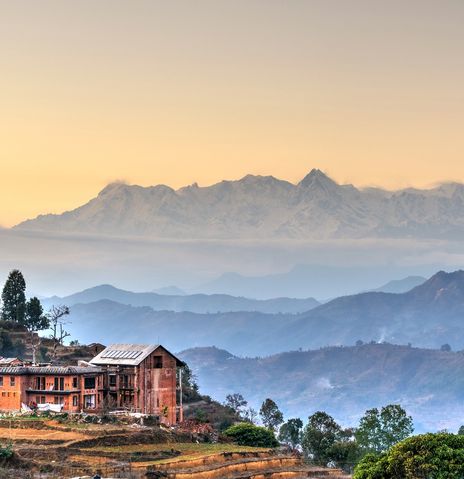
xmin=0 ymin=365 xmax=103 ymax=412
xmin=0 ymin=343 xmax=184 ymax=425
xmin=90 ymin=344 xmax=184 ymax=425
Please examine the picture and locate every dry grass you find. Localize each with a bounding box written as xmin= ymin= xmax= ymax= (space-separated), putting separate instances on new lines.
xmin=89 ymin=442 xmax=268 ymax=465
xmin=0 ymin=427 xmax=90 ymax=441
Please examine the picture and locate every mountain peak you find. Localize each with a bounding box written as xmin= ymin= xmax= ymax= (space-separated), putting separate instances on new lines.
xmin=298 ymin=169 xmax=337 ymax=188
xmin=98 ymin=182 xmax=129 ymax=196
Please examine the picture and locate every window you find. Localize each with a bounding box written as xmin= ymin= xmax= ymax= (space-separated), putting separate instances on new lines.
xmin=0 ymin=377 xmax=3 ymax=387
xmin=84 ymin=377 xmax=96 ymax=389
xmin=35 ymin=377 xmax=45 ymax=390
xmin=10 ymin=377 xmax=15 ymax=387
xmin=72 ymin=396 xmax=78 ymax=407
xmin=72 ymin=377 xmax=78 ymax=389
xmin=54 ymin=377 xmax=64 ymax=391
xmin=120 ymin=375 xmax=131 ymax=388
xmin=153 ymin=355 xmax=163 ymax=368
xmin=109 ymin=375 xmax=116 ymax=387
xmin=54 ymin=396 xmax=64 ymax=405
xmin=84 ymin=394 xmax=96 ymax=409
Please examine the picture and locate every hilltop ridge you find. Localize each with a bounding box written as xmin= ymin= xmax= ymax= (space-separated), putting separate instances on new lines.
xmin=15 ymin=170 xmax=464 ymax=240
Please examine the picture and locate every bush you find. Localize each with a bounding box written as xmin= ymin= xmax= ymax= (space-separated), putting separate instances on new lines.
xmin=354 ymin=433 xmax=464 ymax=479
xmin=224 ymin=422 xmax=279 ymax=448
xmin=0 ymin=443 xmax=13 ymax=460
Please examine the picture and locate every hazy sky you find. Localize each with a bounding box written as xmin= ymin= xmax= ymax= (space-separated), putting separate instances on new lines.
xmin=1 ymin=0 xmax=463 ymax=226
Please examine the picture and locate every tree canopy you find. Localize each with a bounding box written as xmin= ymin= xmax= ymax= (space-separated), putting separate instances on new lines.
xmin=278 ymin=418 xmax=303 ymax=449
xmin=1 ymin=269 xmax=26 ymax=324
xmin=224 ymin=422 xmax=279 ymax=448
xmin=355 ymin=405 xmax=414 ymax=454
xmin=259 ymin=398 xmax=284 ymax=431
xmin=354 ymin=433 xmax=464 ymax=479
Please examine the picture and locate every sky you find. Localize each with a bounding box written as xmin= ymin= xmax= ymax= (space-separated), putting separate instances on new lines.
xmin=1 ymin=0 xmax=463 ymax=227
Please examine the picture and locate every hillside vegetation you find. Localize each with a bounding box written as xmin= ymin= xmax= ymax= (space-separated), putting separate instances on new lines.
xmin=179 ymin=343 xmax=464 ymax=433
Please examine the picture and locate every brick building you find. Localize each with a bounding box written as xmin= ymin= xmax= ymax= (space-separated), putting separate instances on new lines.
xmin=0 ymin=344 xmax=183 ymax=425
xmin=90 ymin=344 xmax=184 ymax=425
xmin=0 ymin=365 xmax=103 ymax=412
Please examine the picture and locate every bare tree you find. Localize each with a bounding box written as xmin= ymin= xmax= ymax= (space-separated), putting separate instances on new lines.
xmin=47 ymin=305 xmax=70 ymax=362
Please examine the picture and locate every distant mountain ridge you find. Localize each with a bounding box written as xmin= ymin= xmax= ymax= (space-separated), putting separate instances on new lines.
xmin=178 ymin=343 xmax=464 ymax=432
xmin=369 ymin=276 xmax=427 ymax=294
xmin=61 ymin=271 xmax=464 ymax=356
xmin=15 ymin=170 xmax=464 ymax=239
xmin=200 ymin=267 xmax=426 ymax=299
xmin=43 ymin=284 xmax=320 ymax=314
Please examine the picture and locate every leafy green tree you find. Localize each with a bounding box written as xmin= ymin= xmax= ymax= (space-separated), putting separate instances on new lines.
xmin=301 ymin=411 xmax=342 ymax=465
xmin=224 ymin=393 xmax=248 ymax=415
xmin=25 ymin=297 xmax=49 ymax=364
xmin=224 ymin=422 xmax=279 ymax=448
xmin=354 ymin=433 xmax=464 ymax=479
xmin=458 ymin=425 xmax=464 ymax=435
xmin=355 ymin=404 xmax=413 ymax=454
xmin=1 ymin=270 xmax=26 ymax=324
xmin=180 ymin=364 xmax=201 ymax=403
xmin=328 ymin=428 xmax=363 ymax=473
xmin=278 ymin=418 xmax=303 ymax=449
xmin=259 ymin=398 xmax=283 ymax=431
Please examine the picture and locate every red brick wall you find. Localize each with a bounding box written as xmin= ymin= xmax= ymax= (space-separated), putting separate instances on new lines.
xmin=0 ymin=373 xmax=104 ymax=413
xmin=0 ymin=374 xmax=25 ymax=410
xmin=136 ymin=348 xmax=179 ymax=424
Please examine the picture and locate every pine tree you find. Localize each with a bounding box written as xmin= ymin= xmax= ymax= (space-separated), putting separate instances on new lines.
xmin=1 ymin=270 xmax=26 ymax=324
xmin=25 ymin=297 xmax=49 ymax=364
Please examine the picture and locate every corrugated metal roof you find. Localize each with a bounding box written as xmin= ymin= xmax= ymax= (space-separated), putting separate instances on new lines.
xmin=0 ymin=366 xmax=102 ymax=375
xmin=0 ymin=358 xmax=21 ymax=365
xmin=90 ymin=344 xmax=184 ymax=367
xmin=90 ymin=344 xmax=159 ymax=366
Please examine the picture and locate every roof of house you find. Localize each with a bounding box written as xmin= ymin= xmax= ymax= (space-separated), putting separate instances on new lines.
xmin=89 ymin=344 xmax=184 ymax=367
xmin=0 ymin=358 xmax=22 ymax=365
xmin=0 ymin=365 xmax=103 ymax=375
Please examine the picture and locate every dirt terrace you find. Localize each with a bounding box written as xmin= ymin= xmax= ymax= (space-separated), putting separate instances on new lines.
xmin=0 ymin=418 xmax=351 ymax=478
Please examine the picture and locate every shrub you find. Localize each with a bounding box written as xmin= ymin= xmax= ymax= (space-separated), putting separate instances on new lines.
xmin=224 ymin=422 xmax=279 ymax=448
xmin=354 ymin=433 xmax=464 ymax=479
xmin=0 ymin=442 xmax=13 ymax=460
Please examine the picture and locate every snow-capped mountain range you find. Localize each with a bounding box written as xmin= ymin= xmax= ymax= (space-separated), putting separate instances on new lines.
xmin=15 ymin=169 xmax=464 ymax=239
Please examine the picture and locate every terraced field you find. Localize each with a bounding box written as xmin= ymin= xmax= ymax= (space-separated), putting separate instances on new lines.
xmin=0 ymin=418 xmax=351 ymax=478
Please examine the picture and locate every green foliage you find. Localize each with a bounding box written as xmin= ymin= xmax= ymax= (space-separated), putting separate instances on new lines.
xmin=278 ymin=418 xmax=303 ymax=449
xmin=302 ymin=411 xmax=343 ymax=465
xmin=259 ymin=398 xmax=283 ymax=431
xmin=0 ymin=442 xmax=13 ymax=460
xmin=25 ymin=297 xmax=49 ymax=332
xmin=180 ymin=364 xmax=202 ymax=403
xmin=354 ymin=453 xmax=389 ymax=479
xmin=1 ymin=269 xmax=26 ymax=324
xmin=355 ymin=404 xmax=414 ymax=454
xmin=224 ymin=422 xmax=279 ymax=448
xmin=354 ymin=433 xmax=464 ymax=479
xmin=224 ymin=393 xmax=248 ymax=415
xmin=329 ymin=438 xmax=363 ymax=472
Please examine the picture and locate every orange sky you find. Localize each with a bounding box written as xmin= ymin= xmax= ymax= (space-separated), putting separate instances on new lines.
xmin=1 ymin=0 xmax=463 ymax=227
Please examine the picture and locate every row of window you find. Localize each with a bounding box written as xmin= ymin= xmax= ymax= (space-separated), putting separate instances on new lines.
xmin=0 ymin=376 xmax=98 ymax=390
xmin=0 ymin=377 xmax=15 ymax=387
